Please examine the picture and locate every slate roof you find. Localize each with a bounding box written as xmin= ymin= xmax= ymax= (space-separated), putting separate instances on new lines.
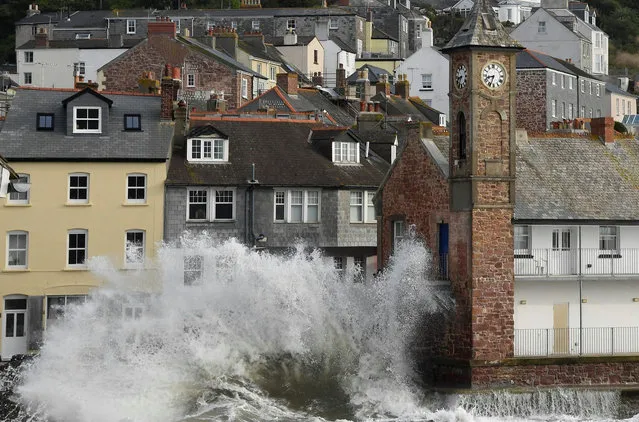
xmin=16 ymin=12 xmax=60 ymax=25
xmin=555 ymin=58 xmax=601 ymax=81
xmin=371 ymin=92 xmax=443 ymax=125
xmin=17 ymin=38 xmax=142 ymax=50
xmin=296 ymin=88 xmax=356 ymax=127
xmin=516 ymin=49 xmax=576 ymax=74
xmin=271 ymin=35 xmax=317 ymax=47
xmin=54 ymin=10 xmax=112 ymax=28
xmin=346 ymin=64 xmax=391 ymax=84
xmin=442 ymin=0 xmax=522 ymax=52
xmin=372 ymin=27 xmax=398 ymax=42
xmin=0 ymin=88 xmax=172 ymax=161
xmin=166 ymin=120 xmax=389 ymax=188
xmin=329 ymin=35 xmax=356 ymax=54
xmin=606 ymin=83 xmax=638 ymax=98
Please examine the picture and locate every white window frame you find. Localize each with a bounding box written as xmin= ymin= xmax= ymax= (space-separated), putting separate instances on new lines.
xmin=241 ymin=78 xmax=248 ymax=99
xmin=599 ymin=226 xmax=619 ymax=252
xmin=439 ymin=114 xmax=446 ymax=127
xmin=46 ymin=295 xmax=87 ymax=323
xmin=186 ymin=187 xmax=236 ymax=222
xmin=273 ymin=189 xmax=321 ymax=223
xmin=23 ymin=72 xmax=32 ymax=85
xmin=73 ymin=106 xmax=101 ymax=134
xmin=74 ymin=62 xmax=85 ymax=76
xmin=329 ymin=18 xmax=338 ymax=30
xmin=67 ymin=229 xmax=88 ymax=268
xmin=514 ymin=225 xmax=530 ymax=254
xmin=187 ymin=138 xmax=229 ymax=162
xmin=416 ymin=24 xmax=422 ymax=37
xmin=560 ymin=74 xmax=565 ymax=89
xmin=126 ymin=19 xmax=136 ymax=34
xmin=7 ymin=231 xmax=28 ymax=269
xmin=421 ymin=73 xmax=433 ymax=90
xmin=580 ymin=79 xmax=585 ymax=93
xmin=538 ymin=21 xmax=546 ymax=33
xmin=349 ymin=190 xmax=376 ymax=223
xmin=551 ymin=99 xmax=556 ymax=118
xmin=270 ymin=66 xmax=277 ymax=81
xmin=125 ymin=229 xmax=145 ymax=267
xmin=568 ymin=77 xmax=573 ymax=90
xmin=68 ymin=173 xmax=89 ymax=204
xmin=75 ymin=33 xmax=91 ymax=40
xmin=551 ymin=72 xmax=556 ymax=86
xmin=393 ymin=220 xmax=405 ymax=251
xmin=184 ymin=255 xmax=203 ymax=285
xmin=252 ymin=20 xmax=260 ymax=30
xmin=596 ymin=83 xmax=600 ymax=97
xmin=287 ymin=19 xmax=296 ymax=30
xmin=7 ymin=173 xmax=29 ymax=204
xmin=332 ymin=141 xmax=360 ymax=164
xmin=24 ymin=51 xmax=33 ymax=63
xmin=186 ymin=74 xmax=195 ymax=87
xmin=126 ymin=173 xmax=147 ymax=204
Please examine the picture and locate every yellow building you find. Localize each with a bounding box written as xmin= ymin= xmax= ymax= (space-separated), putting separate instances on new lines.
xmin=0 ymin=87 xmax=172 ymax=360
xmin=238 ymin=36 xmax=286 ymax=95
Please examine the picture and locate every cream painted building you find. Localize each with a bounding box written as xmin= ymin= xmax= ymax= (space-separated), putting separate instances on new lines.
xmin=274 ymin=33 xmax=324 ymax=80
xmin=605 ymin=82 xmax=637 ymax=122
xmin=0 ymin=87 xmax=172 ymax=360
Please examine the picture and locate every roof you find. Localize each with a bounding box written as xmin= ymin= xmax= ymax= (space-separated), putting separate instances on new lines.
xmin=0 ymin=88 xmax=172 ymax=161
xmin=53 ymin=10 xmax=112 ymax=28
xmin=372 ymin=27 xmax=398 ymax=42
xmin=516 ymin=49 xmax=576 ymax=74
xmin=329 ymin=35 xmax=356 ymax=54
xmin=346 ymin=64 xmax=391 ymax=84
xmin=370 ymin=92 xmax=442 ymax=125
xmin=442 ymin=0 xmax=522 ymax=52
xmin=271 ymin=35 xmax=317 ymax=47
xmin=167 ymin=120 xmax=389 ymax=188
xmin=17 ymin=38 xmax=142 ymax=50
xmin=16 ymin=12 xmax=60 ymax=25
xmin=605 ymin=83 xmax=638 ymax=99
xmin=296 ymin=88 xmax=356 ymax=127
xmin=555 ymin=58 xmax=601 ymax=81
xmin=237 ymin=85 xmax=318 ymax=113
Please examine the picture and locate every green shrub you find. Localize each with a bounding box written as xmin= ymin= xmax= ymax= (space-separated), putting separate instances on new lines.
xmin=614 ymin=121 xmax=628 ymax=133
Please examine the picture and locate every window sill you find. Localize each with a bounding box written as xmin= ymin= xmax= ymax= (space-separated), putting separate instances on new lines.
xmin=63 ymin=267 xmax=88 ymax=271
xmin=186 ymin=220 xmax=236 ymax=223
xmin=598 ymin=253 xmax=622 ymax=259
xmin=66 ymin=202 xmax=92 ymax=207
xmin=2 ymin=268 xmax=30 ymax=273
xmin=122 ymin=202 xmax=148 ymax=206
xmin=419 ymin=88 xmax=434 ymax=92
xmin=4 ymin=203 xmax=31 ymax=207
xmin=350 ymin=221 xmax=377 ymax=224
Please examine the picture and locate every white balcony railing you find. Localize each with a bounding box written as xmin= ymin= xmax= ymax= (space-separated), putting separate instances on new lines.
xmin=514 ymin=327 xmax=639 ymax=357
xmin=515 ymin=248 xmax=639 ymax=277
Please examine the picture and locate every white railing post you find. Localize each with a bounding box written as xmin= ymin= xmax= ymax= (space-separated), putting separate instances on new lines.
xmin=611 ymin=327 xmax=615 ymax=355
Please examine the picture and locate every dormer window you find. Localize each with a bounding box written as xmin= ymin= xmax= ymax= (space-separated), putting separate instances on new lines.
xmin=73 ymin=106 xmax=101 ymax=133
xmin=188 ymin=138 xmax=229 ymax=162
xmin=37 ymin=113 xmax=54 ymax=130
xmin=124 ymin=114 xmax=141 ymax=131
xmin=333 ymin=141 xmax=359 ymax=164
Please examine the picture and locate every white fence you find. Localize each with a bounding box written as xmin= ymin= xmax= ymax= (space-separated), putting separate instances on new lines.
xmin=514 ymin=327 xmax=639 ymax=357
xmin=515 ymin=248 xmax=639 ymax=276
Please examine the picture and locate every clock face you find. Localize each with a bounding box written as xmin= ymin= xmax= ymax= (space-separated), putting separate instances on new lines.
xmin=482 ymin=62 xmax=506 ymax=89
xmin=455 ymin=65 xmax=468 ymax=89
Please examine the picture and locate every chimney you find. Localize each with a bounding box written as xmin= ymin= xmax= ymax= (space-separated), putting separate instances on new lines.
xmin=27 ymin=4 xmax=40 ymax=17
xmin=283 ymin=29 xmax=297 ymax=46
xmin=148 ymin=16 xmax=176 ymax=38
xmin=619 ymin=77 xmax=629 ymax=92
xmin=312 ymin=72 xmax=324 ymax=87
xmin=395 ymin=74 xmax=410 ymax=99
xmin=335 ymin=63 xmax=346 ymax=93
xmin=173 ymin=100 xmax=188 ymax=153
xmin=376 ymin=74 xmax=390 ymax=95
xmin=242 ymin=31 xmax=266 ymax=52
xmin=357 ymin=111 xmax=385 ymax=132
xmin=422 ymin=23 xmax=433 ymax=48
xmin=75 ymin=75 xmax=98 ymax=90
xmin=356 ymin=68 xmax=371 ymax=103
xmin=314 ymin=18 xmax=329 ymax=41
xmin=108 ymin=33 xmax=123 ymax=48
xmin=209 ymin=26 xmax=238 ymax=58
xmin=35 ymin=27 xmax=48 ymax=48
xmin=138 ymin=71 xmax=160 ymax=94
xmin=591 ymin=117 xmax=615 ymax=144
xmin=161 ymin=64 xmax=182 ymax=120
xmin=276 ymin=72 xmax=298 ymax=95
xmin=207 ymin=92 xmax=227 ymax=112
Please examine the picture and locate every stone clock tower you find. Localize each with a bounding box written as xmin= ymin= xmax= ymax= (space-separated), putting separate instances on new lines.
xmin=440 ymin=0 xmax=523 ymax=376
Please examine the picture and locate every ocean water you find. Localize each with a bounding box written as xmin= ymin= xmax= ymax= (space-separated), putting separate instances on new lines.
xmin=3 ymin=233 xmax=638 ymax=422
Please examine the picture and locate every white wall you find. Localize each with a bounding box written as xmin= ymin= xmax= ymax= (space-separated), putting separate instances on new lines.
xmin=320 ymin=40 xmax=356 ymax=89
xmin=17 ymin=48 xmax=127 ymax=88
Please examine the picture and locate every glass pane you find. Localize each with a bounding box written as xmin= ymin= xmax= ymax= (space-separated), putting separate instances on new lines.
xmin=5 ymin=299 xmax=27 ymax=310
xmin=77 ymin=109 xmax=87 ymax=118
xmin=88 ymin=109 xmax=99 ymax=118
xmin=290 ymin=205 xmax=302 ymax=222
xmin=5 ymin=313 xmax=13 ymax=337
xmin=350 ymin=205 xmax=362 ymax=222
xmin=307 ymin=205 xmax=318 ymax=223
xmin=189 ymin=203 xmax=207 ymax=220
xmin=216 ymin=203 xmax=233 ymax=219
xmin=88 ymin=120 xmax=99 ymax=130
xmin=15 ymin=313 xmax=24 ymax=337
xmin=275 ymin=204 xmax=284 ymax=221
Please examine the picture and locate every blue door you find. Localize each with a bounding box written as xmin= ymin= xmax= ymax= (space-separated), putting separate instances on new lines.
xmin=438 ymin=224 xmax=449 ymax=279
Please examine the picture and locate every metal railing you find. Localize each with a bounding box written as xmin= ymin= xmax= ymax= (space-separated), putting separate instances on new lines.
xmin=515 ymin=248 xmax=639 ymax=276
xmin=514 ymin=327 xmax=639 ymax=357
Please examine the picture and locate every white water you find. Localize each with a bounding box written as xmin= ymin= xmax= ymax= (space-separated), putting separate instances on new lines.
xmin=6 ymin=233 xmax=638 ymax=422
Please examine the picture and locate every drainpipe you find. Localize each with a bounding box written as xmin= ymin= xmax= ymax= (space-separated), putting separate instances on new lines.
xmin=248 ymin=163 xmax=259 ymax=247
xmin=579 ymin=225 xmax=583 ymax=355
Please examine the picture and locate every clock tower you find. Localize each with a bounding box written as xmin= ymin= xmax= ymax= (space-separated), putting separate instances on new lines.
xmin=440 ymin=0 xmax=523 ymax=372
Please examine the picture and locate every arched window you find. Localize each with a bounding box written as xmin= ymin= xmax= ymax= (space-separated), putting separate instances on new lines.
xmin=459 ymin=112 xmax=467 ymax=159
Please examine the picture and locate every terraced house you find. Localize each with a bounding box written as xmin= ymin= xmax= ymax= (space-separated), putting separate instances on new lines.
xmin=0 ymin=87 xmax=172 ymax=360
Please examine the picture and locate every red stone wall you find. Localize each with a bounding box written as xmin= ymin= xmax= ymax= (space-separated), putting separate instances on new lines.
xmin=517 ymin=70 xmax=547 ymax=132
xmin=101 ymin=36 xmax=246 ymax=110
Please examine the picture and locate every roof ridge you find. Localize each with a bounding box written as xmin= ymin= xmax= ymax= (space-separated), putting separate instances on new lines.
xmin=16 ymin=86 xmax=160 ymax=97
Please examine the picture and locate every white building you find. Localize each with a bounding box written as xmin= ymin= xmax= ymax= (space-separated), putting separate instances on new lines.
xmin=395 ymin=26 xmax=449 ymax=121
xmin=16 ymin=32 xmax=133 ymax=88
xmin=320 ymin=38 xmax=356 ymax=89
xmin=496 ymin=0 xmax=538 ymax=25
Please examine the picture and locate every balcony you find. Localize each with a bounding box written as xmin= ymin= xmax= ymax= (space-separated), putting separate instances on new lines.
xmin=515 ymin=248 xmax=639 ymax=277
xmin=515 ymin=327 xmax=639 ymax=357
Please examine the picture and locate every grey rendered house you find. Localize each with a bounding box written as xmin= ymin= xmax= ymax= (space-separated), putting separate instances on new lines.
xmin=164 ymin=119 xmax=389 ymax=282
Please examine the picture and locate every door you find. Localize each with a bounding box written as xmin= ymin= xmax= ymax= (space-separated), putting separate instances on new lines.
xmin=553 ymin=302 xmax=570 ymax=355
xmin=550 ymin=228 xmax=576 ymax=275
xmin=438 ymin=224 xmax=449 ymax=279
xmin=2 ymin=296 xmax=28 ymax=361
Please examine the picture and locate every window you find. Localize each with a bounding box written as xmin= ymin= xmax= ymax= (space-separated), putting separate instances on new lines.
xmin=7 ymin=231 xmax=28 ymax=268
xmin=599 ymin=226 xmax=619 ymax=252
xmin=334 ymin=256 xmax=344 ymax=272
xmin=37 ymin=113 xmax=54 ymax=130
xmin=551 ymin=100 xmax=556 ymax=118
xmin=333 ymin=141 xmax=359 ymax=163
xmin=126 ymin=19 xmax=136 ymax=34
xmin=124 ymin=114 xmax=141 ymax=131
xmin=256 ymin=63 xmax=262 ymax=75
xmin=241 ymin=78 xmax=248 ymax=99
xmin=596 ymin=84 xmax=600 ymax=97
xmin=67 ymin=229 xmax=88 ymax=267
xmin=580 ymin=79 xmax=585 ymax=93
xmin=68 ymin=173 xmax=89 ymax=203
xmin=459 ymin=112 xmax=466 ymax=159
xmin=24 ymin=51 xmax=33 ymax=63
xmin=561 ymin=74 xmax=565 ymax=89
xmin=186 ymin=74 xmax=195 ymax=87
xmin=73 ymin=62 xmax=85 ymax=76
xmin=287 ymin=19 xmax=296 ymax=30
xmin=551 ymin=72 xmax=556 ymax=86
xmin=359 ymin=20 xmax=363 ymax=31
xmin=581 ymin=105 xmax=585 ymax=117
xmin=568 ymin=103 xmax=573 ymax=120
xmin=507 ymin=9 xmax=512 ymax=21
xmin=184 ymin=255 xmax=203 ymax=285
xmin=230 ymin=21 xmax=237 ymax=29
xmin=73 ymin=106 xmax=101 ymax=133
xmin=75 ymin=33 xmax=91 ymax=39
xmin=252 ymin=20 xmax=260 ymax=30
xmin=313 ymin=49 xmax=318 ymax=64
xmin=24 ymin=72 xmax=32 ymax=85
xmin=125 ymin=230 xmax=145 ymax=266
xmin=514 ymin=225 xmax=530 ymax=254
xmin=46 ymin=295 xmax=86 ymax=322
xmin=350 ymin=191 xmax=376 ymax=223
xmin=187 ymin=188 xmax=235 ymax=221
xmin=273 ymin=189 xmax=320 ymax=223
xmin=329 ymin=18 xmax=338 ymax=29
xmin=7 ymin=174 xmax=29 ymax=204
xmin=354 ymin=256 xmax=366 ymax=281
xmin=552 ymin=229 xmax=571 ymax=251
xmin=616 ymin=98 xmax=620 ymax=115
xmin=561 ymin=102 xmax=566 ymax=119
xmin=126 ymin=174 xmax=146 ymax=203
xmin=588 ymin=81 xmax=592 ymax=95
xmin=416 ymin=24 xmax=422 ymax=37
xmin=538 ymin=21 xmax=546 ymax=33
xmin=187 ymin=138 xmax=228 ymax=162
xmin=270 ymin=66 xmax=277 ymax=81
xmin=569 ymin=77 xmax=573 ymax=90
xmin=622 ymin=100 xmax=626 ymax=116
xmin=439 ymin=114 xmax=446 ymax=127
xmin=421 ymin=73 xmax=433 ymax=90
xmin=629 ymin=100 xmax=633 ymax=114
xmin=175 ymin=19 xmax=181 ymax=33
xmin=357 ymin=39 xmax=363 ymax=57
xmin=393 ymin=220 xmax=405 ymax=251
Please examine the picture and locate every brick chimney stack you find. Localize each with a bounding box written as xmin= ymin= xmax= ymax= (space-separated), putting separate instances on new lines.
xmin=335 ymin=63 xmax=346 ymax=94
xmin=395 ymin=73 xmax=410 ymax=99
xmin=161 ymin=63 xmax=182 ymax=120
xmin=148 ymin=16 xmax=176 ymax=38
xmin=312 ymin=72 xmax=324 ymax=87
xmin=35 ymin=27 xmax=48 ymax=48
xmin=591 ymin=117 xmax=615 ymax=144
xmin=276 ymin=72 xmax=298 ymax=95
xmin=376 ymin=73 xmax=391 ymax=95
